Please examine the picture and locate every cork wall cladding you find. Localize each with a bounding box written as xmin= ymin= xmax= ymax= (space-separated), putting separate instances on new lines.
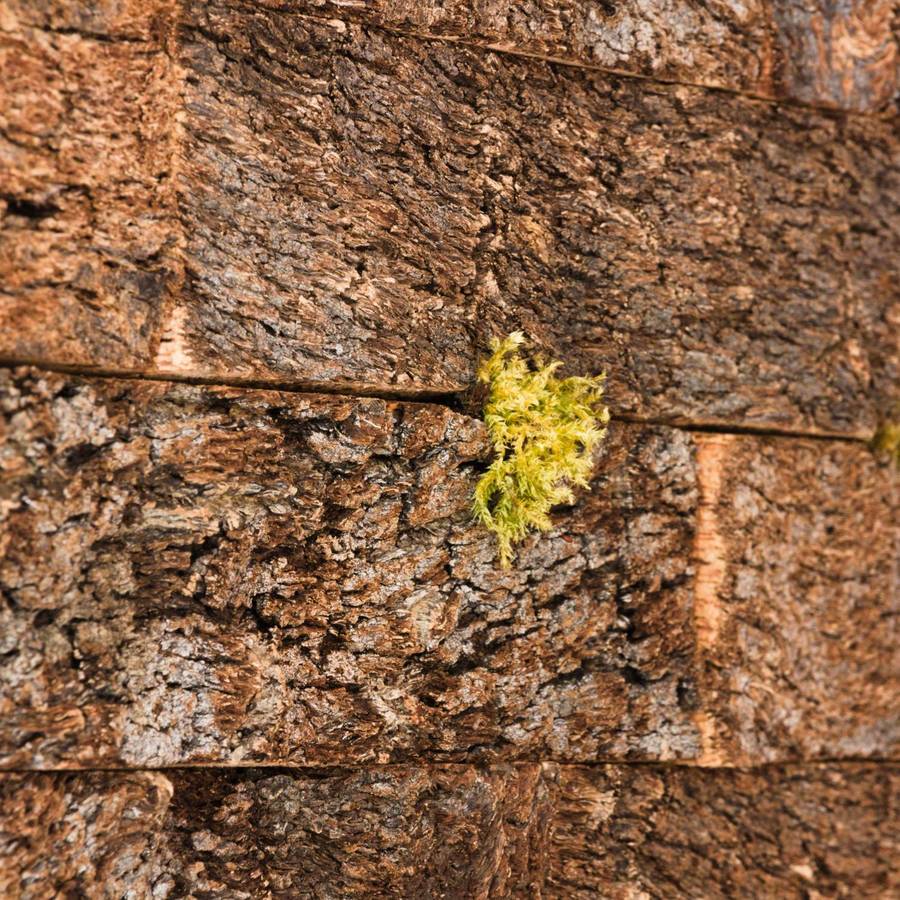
xmin=1 ymin=764 xmax=896 ymax=898
xmin=0 ymin=1 xmax=897 ymax=897
xmin=1 ymin=2 xmax=898 ymax=434
xmin=1 ymin=369 xmax=896 ymax=769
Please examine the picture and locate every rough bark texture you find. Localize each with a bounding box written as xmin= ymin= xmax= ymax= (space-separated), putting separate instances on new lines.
xmin=0 ymin=367 xmax=699 ymax=767
xmin=2 ymin=3 xmax=898 ymax=896
xmin=7 ymin=1 xmax=898 ymax=113
xmin=0 ymin=765 xmax=555 ymax=899
xmin=2 ymin=0 xmax=169 ymax=39
xmin=1 ymin=763 xmax=895 ymax=899
xmin=2 ymin=369 xmax=896 ymax=769
xmin=299 ymin=0 xmax=900 ymax=112
xmin=171 ymin=6 xmax=900 ymax=434
xmin=549 ymin=763 xmax=900 ymax=899
xmin=2 ymin=4 xmax=898 ymax=434
xmin=693 ymin=433 xmax=900 ymax=764
xmin=0 ymin=1 xmax=179 ymax=368
xmin=773 ymin=0 xmax=899 ymax=111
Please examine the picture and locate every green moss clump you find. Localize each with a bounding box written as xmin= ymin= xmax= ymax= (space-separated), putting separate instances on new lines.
xmin=872 ymin=422 xmax=900 ymax=465
xmin=473 ymin=332 xmax=609 ymax=567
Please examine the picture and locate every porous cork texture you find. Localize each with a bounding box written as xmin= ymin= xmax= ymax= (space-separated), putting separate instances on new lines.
xmin=1 ymin=1 xmax=897 ymax=897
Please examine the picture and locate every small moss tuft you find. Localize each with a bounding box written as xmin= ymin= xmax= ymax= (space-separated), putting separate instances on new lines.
xmin=872 ymin=422 xmax=900 ymax=465
xmin=473 ymin=332 xmax=609 ymax=567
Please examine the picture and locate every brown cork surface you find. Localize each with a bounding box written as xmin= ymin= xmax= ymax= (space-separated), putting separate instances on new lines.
xmin=692 ymin=433 xmax=899 ymax=764
xmin=2 ymin=5 xmax=898 ymax=434
xmin=772 ymin=0 xmax=899 ymax=112
xmin=0 ymin=0 xmax=180 ymax=369
xmin=0 ymin=765 xmax=555 ymax=899
xmin=165 ymin=6 xmax=900 ymax=432
xmin=2 ymin=369 xmax=895 ymax=769
xmin=299 ymin=0 xmax=899 ymax=112
xmin=550 ymin=763 xmax=900 ymax=899
xmin=1 ymin=763 xmax=895 ymax=898
xmin=3 ymin=0 xmax=173 ymax=40
xmin=0 ymin=368 xmax=699 ymax=767
xmin=1 ymin=4 xmax=897 ymax=896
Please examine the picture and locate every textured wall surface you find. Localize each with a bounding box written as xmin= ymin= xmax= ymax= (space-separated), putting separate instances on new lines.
xmin=300 ymin=0 xmax=900 ymax=112
xmin=2 ymin=2 xmax=898 ymax=432
xmin=1 ymin=0 xmax=897 ymax=897
xmin=1 ymin=764 xmax=896 ymax=898
xmin=0 ymin=369 xmax=896 ymax=771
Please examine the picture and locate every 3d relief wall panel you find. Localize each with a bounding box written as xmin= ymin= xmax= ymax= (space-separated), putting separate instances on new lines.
xmin=1 ymin=1 xmax=897 ymax=897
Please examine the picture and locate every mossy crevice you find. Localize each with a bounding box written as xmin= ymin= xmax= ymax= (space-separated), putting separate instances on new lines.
xmin=473 ymin=332 xmax=609 ymax=567
xmin=872 ymin=422 xmax=900 ymax=465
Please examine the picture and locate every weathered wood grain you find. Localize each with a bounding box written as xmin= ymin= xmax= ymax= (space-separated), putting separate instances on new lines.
xmin=299 ymin=0 xmax=899 ymax=112
xmin=550 ymin=763 xmax=899 ymax=899
xmin=1 ymin=369 xmax=895 ymax=768
xmin=2 ymin=7 xmax=898 ymax=434
xmin=0 ymin=1 xmax=179 ymax=369
xmin=1 ymin=763 xmax=895 ymax=898
xmin=161 ymin=8 xmax=900 ymax=433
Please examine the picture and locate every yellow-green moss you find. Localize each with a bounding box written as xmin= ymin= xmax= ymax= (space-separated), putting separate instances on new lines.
xmin=473 ymin=332 xmax=609 ymax=567
xmin=872 ymin=422 xmax=900 ymax=465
